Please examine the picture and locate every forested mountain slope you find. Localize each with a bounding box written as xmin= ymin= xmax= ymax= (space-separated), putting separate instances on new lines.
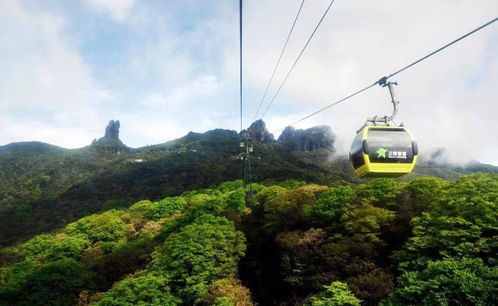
xmin=0 ymin=120 xmax=496 ymax=246
xmin=1 ymin=174 xmax=497 ymax=305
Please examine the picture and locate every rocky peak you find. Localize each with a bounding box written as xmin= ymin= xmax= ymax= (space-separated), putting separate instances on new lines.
xmin=104 ymin=120 xmax=120 ymax=140
xmin=91 ymin=120 xmax=126 ymax=154
xmin=278 ymin=125 xmax=335 ymax=152
xmin=246 ymin=120 xmax=275 ymax=143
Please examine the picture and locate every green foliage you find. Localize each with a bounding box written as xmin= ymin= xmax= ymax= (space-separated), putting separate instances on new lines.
xmin=152 ymin=215 xmax=246 ymax=302
xmin=84 ymin=237 xmax=156 ymax=291
xmin=66 ymin=211 xmax=127 ymax=243
xmin=147 ymin=197 xmax=186 ymax=220
xmin=217 ymin=180 xmax=243 ymax=192
xmin=1 ymin=174 xmax=497 ymax=306
xmin=226 ymin=189 xmax=246 ymax=212
xmin=129 ymin=200 xmax=153 ymax=214
xmin=263 ymin=185 xmax=328 ymax=233
xmin=47 ymin=234 xmax=91 ymax=260
xmin=97 ymin=274 xmax=181 ymax=306
xmin=310 ymin=281 xmax=361 ymax=306
xmin=30 ymin=186 xmax=42 ymax=201
xmin=382 ymin=258 xmax=498 ymax=306
xmin=393 ymin=173 xmax=498 ymax=271
xmin=214 ymin=297 xmax=236 ymax=306
xmin=160 ymin=195 xmax=226 ymax=237
xmin=273 ymin=183 xmax=397 ymax=304
xmin=0 ymin=258 xmax=90 ymax=306
xmin=18 ymin=234 xmax=54 ymax=260
xmin=253 ymin=185 xmax=286 ymax=207
xmin=403 ymin=176 xmax=447 ymax=211
xmin=186 ymin=193 xmax=217 ymax=205
xmin=1 ymin=124 xmax=495 ymax=248
xmin=0 ymin=260 xmax=36 ymax=292
xmin=278 ymin=179 xmax=308 ymax=190
xmin=306 ymin=186 xmax=352 ymax=225
xmin=341 ymin=204 xmax=395 ymax=243
xmin=357 ymin=178 xmax=400 ymax=208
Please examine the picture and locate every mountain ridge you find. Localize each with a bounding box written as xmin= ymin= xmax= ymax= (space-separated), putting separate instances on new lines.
xmin=1 ymin=120 xmax=497 ymax=246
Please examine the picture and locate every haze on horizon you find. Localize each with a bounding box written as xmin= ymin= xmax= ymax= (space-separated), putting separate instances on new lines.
xmin=0 ymin=0 xmax=497 ymax=165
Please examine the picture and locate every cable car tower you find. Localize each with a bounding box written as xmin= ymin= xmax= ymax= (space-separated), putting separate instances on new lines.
xmin=240 ymin=132 xmax=254 ymax=186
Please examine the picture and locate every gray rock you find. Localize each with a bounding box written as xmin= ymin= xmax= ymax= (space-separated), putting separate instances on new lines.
xmin=91 ymin=120 xmax=127 ymax=154
xmin=246 ymin=120 xmax=275 ymax=143
xmin=278 ymin=125 xmax=335 ymax=152
xmin=104 ymin=120 xmax=120 ymax=139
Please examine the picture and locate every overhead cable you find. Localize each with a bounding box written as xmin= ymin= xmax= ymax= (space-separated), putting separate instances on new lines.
xmin=253 ymin=0 xmax=306 ymax=121
xmin=381 ymin=17 xmax=498 ymax=83
xmin=239 ymin=0 xmax=243 ymax=131
xmin=272 ymin=17 xmax=498 ymax=133
xmin=260 ymin=0 xmax=337 ymax=119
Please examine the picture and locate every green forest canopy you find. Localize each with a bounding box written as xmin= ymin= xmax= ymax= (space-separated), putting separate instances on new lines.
xmin=0 ymin=173 xmax=497 ymax=305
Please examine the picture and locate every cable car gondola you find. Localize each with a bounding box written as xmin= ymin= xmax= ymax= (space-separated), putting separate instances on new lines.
xmin=349 ymin=81 xmax=418 ymax=177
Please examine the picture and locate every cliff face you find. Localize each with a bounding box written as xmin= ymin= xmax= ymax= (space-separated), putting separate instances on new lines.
xmin=278 ymin=126 xmax=335 ymax=152
xmin=91 ymin=120 xmax=127 ymax=154
xmin=104 ymin=120 xmax=120 ymax=139
xmin=242 ymin=120 xmax=334 ymax=152
xmin=246 ymin=120 xmax=275 ymax=143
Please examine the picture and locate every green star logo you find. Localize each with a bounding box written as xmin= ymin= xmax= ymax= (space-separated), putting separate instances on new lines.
xmin=375 ymin=148 xmax=388 ymax=158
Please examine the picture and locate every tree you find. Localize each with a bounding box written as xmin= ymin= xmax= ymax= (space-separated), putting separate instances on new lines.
xmin=0 ymin=259 xmax=90 ymax=306
xmin=356 ymin=179 xmax=399 ymax=208
xmin=403 ymin=177 xmax=447 ymax=212
xmin=225 ymin=190 xmax=246 ymax=212
xmin=310 ymin=281 xmax=361 ymax=306
xmin=205 ymin=277 xmax=253 ymax=305
xmin=147 ymin=197 xmax=186 ymax=220
xmin=217 ymin=180 xmax=243 ymax=193
xmin=393 ymin=173 xmax=498 ymax=271
xmin=384 ymin=177 xmax=448 ymax=248
xmin=305 ymin=186 xmax=352 ymax=226
xmin=85 ymin=237 xmax=155 ymax=290
xmin=151 ymin=215 xmax=246 ymax=302
xmin=278 ymin=179 xmax=308 ymax=190
xmin=96 ymin=274 xmax=181 ymax=306
xmin=341 ymin=204 xmax=395 ymax=244
xmin=129 ymin=200 xmax=153 ymax=215
xmin=65 ymin=211 xmax=127 ymax=244
xmin=47 ymin=234 xmax=91 ymax=260
xmin=159 ymin=196 xmax=227 ymax=238
xmin=18 ymin=234 xmax=54 ymax=260
xmin=345 ymin=268 xmax=394 ymax=305
xmin=263 ymin=185 xmax=328 ymax=233
xmin=382 ymin=258 xmax=498 ymax=306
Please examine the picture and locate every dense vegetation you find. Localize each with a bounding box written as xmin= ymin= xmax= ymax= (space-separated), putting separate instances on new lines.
xmin=2 ymin=124 xmax=494 ymax=247
xmin=0 ymin=129 xmax=349 ymax=246
xmin=1 ymin=173 xmax=497 ymax=305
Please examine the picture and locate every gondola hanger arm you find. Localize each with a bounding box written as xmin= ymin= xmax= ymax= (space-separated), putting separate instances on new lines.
xmin=366 ymin=80 xmax=399 ymax=125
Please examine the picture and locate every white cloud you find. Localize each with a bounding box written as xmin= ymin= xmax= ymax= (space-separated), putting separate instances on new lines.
xmin=86 ymin=0 xmax=136 ymax=21
xmin=0 ymin=114 xmax=100 ymax=148
xmin=1 ymin=0 xmax=496 ymax=166
xmin=241 ymin=0 xmax=498 ymax=164
xmin=140 ymin=76 xmax=220 ymax=108
xmin=0 ymin=0 xmax=111 ymax=147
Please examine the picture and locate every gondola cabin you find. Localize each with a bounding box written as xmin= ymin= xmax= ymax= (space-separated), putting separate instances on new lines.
xmin=350 ymin=125 xmax=418 ymax=177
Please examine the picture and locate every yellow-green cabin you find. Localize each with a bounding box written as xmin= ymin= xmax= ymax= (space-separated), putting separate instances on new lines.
xmin=349 ymin=125 xmax=418 ymax=177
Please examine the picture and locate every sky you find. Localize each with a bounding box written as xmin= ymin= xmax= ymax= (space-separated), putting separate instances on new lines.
xmin=0 ymin=0 xmax=497 ymax=165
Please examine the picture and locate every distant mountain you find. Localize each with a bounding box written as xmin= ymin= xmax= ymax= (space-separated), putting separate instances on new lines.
xmin=419 ymin=147 xmax=498 ymax=174
xmin=0 ymin=141 xmax=67 ymax=154
xmin=0 ymin=120 xmax=496 ymax=246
